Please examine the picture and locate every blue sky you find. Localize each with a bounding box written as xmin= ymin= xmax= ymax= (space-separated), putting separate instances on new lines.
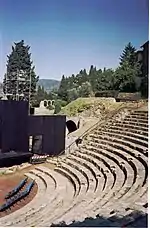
xmin=0 ymin=0 xmax=149 ymax=80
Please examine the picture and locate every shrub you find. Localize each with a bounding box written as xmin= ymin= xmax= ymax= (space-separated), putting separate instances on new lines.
xmin=47 ymin=103 xmax=54 ymax=110
xmin=54 ymin=102 xmax=61 ymax=114
xmin=95 ymin=90 xmax=119 ymax=98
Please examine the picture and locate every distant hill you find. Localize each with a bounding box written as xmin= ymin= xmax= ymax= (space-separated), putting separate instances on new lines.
xmin=38 ymin=79 xmax=60 ymax=92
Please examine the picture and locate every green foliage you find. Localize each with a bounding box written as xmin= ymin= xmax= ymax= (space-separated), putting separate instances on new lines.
xmin=96 ymin=68 xmax=115 ymax=92
xmin=67 ymin=88 xmax=79 ymax=102
xmin=95 ymin=90 xmax=119 ymax=98
xmin=57 ymin=75 xmax=68 ymax=101
xmin=34 ymin=85 xmax=46 ymax=104
xmin=114 ymin=61 xmax=141 ymax=92
xmin=60 ymin=98 xmax=92 ymax=116
xmin=3 ymin=40 xmax=39 ymax=103
xmin=119 ymin=42 xmax=136 ymax=67
xmin=54 ymin=101 xmax=61 ymax=114
xmin=47 ymin=103 xmax=54 ymax=110
xmin=56 ymin=41 xmax=143 ymax=101
xmin=60 ymin=97 xmax=120 ymax=116
xmin=4 ymin=40 xmax=145 ymax=105
xmin=57 ymin=44 xmax=142 ymax=103
xmin=33 ymin=85 xmax=58 ymax=107
xmin=78 ymin=82 xmax=92 ymax=97
xmin=113 ymin=42 xmax=142 ymax=93
xmin=56 ymin=99 xmax=67 ymax=107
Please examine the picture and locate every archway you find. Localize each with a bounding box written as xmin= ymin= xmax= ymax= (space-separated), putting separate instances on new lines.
xmin=66 ymin=120 xmax=77 ymax=134
xmin=44 ymin=100 xmax=47 ymax=107
xmin=51 ymin=100 xmax=55 ymax=106
xmin=47 ymin=100 xmax=51 ymax=106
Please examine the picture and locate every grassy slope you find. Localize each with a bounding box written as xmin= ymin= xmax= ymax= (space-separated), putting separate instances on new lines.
xmin=59 ymin=97 xmax=122 ymax=116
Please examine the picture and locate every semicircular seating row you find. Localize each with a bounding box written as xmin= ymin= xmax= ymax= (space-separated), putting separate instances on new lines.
xmin=0 ymin=108 xmax=148 ymax=227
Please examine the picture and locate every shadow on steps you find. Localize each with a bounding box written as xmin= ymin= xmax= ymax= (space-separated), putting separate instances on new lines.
xmin=51 ymin=210 xmax=148 ymax=227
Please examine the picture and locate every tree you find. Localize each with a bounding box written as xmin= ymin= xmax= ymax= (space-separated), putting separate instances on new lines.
xmin=3 ymin=40 xmax=39 ymax=103
xmin=114 ymin=42 xmax=141 ymax=92
xmin=67 ymin=88 xmax=79 ymax=102
xmin=88 ymin=65 xmax=98 ymax=92
xmin=76 ymin=69 xmax=88 ymax=85
xmin=119 ymin=42 xmax=136 ymax=67
xmin=114 ymin=61 xmax=141 ymax=92
xmin=54 ymin=101 xmax=61 ymax=114
xmin=96 ymin=68 xmax=114 ymax=91
xmin=78 ymin=82 xmax=92 ymax=97
xmin=57 ymin=75 xmax=68 ymax=101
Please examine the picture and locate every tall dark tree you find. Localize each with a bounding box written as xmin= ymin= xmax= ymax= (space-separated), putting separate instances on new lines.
xmin=119 ymin=42 xmax=137 ymax=67
xmin=96 ymin=68 xmax=115 ymax=91
xmin=89 ymin=65 xmax=98 ymax=92
xmin=114 ymin=42 xmax=141 ymax=92
xmin=57 ymin=75 xmax=68 ymax=101
xmin=3 ymin=40 xmax=39 ymax=103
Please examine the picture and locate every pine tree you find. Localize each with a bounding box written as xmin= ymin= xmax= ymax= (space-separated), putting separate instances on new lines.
xmin=114 ymin=42 xmax=142 ymax=92
xmin=89 ymin=65 xmax=98 ymax=92
xmin=96 ymin=68 xmax=114 ymax=91
xmin=3 ymin=40 xmax=39 ymax=103
xmin=57 ymin=75 xmax=68 ymax=101
xmin=119 ymin=42 xmax=136 ymax=67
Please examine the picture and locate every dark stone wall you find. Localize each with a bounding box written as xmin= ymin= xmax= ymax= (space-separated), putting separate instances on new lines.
xmin=0 ymin=101 xmax=66 ymax=156
xmin=0 ymin=100 xmax=29 ymax=153
xmin=143 ymin=41 xmax=149 ymax=76
xmin=28 ymin=115 xmax=66 ymax=156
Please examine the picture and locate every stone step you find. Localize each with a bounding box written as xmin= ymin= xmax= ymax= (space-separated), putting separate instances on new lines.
xmin=71 ymin=149 xmax=127 ymax=221
xmin=87 ymin=139 xmax=147 ymax=170
xmin=97 ymin=128 xmax=148 ymax=142
xmin=33 ymin=167 xmax=74 ymax=227
xmin=107 ymin=122 xmax=148 ymax=132
xmin=109 ymin=119 xmax=148 ymax=128
xmin=102 ymin=124 xmax=148 ymax=137
xmin=81 ymin=143 xmax=147 ymax=217
xmin=124 ymin=117 xmax=148 ymax=123
xmin=89 ymin=134 xmax=148 ymax=157
xmin=15 ymin=168 xmax=59 ymax=226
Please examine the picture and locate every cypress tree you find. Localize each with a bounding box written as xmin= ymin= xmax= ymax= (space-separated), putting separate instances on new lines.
xmin=3 ymin=40 xmax=39 ymax=103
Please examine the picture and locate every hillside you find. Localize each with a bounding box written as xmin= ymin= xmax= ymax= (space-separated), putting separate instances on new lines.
xmin=59 ymin=97 xmax=146 ymax=117
xmin=59 ymin=97 xmax=121 ymax=117
xmin=38 ymin=79 xmax=60 ymax=92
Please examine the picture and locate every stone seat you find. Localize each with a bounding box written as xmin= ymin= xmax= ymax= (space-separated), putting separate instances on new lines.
xmin=69 ymin=154 xmax=99 ymax=192
xmin=101 ymin=128 xmax=148 ymax=142
xmin=83 ymin=144 xmax=148 ymax=204
xmin=80 ymin=146 xmax=137 ymax=218
xmin=32 ymin=166 xmax=74 ymax=227
xmin=104 ymin=124 xmax=148 ymax=137
xmin=87 ymin=139 xmax=147 ymax=176
xmin=22 ymin=169 xmax=60 ymax=226
xmin=123 ymin=117 xmax=148 ymax=124
xmin=109 ymin=119 xmax=148 ymax=128
xmin=126 ymin=111 xmax=148 ymax=117
xmin=89 ymin=134 xmax=148 ymax=158
xmin=107 ymin=121 xmax=148 ymax=132
xmin=96 ymin=130 xmax=148 ymax=147
xmin=74 ymin=151 xmax=126 ymax=220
